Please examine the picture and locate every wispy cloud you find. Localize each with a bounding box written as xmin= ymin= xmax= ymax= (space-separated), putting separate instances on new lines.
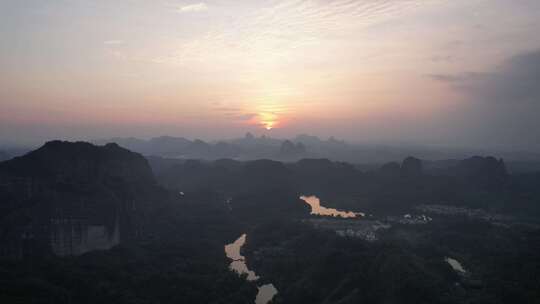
xmin=177 ymin=3 xmax=208 ymax=13
xmin=427 ymin=73 xmax=479 ymax=83
xmin=230 ymin=113 xmax=258 ymax=121
xmin=154 ymin=0 xmax=431 ymax=69
xmin=427 ymin=50 xmax=540 ymax=147
xmin=212 ymin=105 xmax=257 ymax=121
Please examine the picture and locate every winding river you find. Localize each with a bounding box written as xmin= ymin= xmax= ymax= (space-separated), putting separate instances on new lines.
xmin=300 ymin=195 xmax=365 ymax=218
xmin=224 ymin=194 xmax=468 ymax=303
xmin=225 ymin=234 xmax=278 ymax=304
xmin=224 ymin=195 xmax=364 ymax=303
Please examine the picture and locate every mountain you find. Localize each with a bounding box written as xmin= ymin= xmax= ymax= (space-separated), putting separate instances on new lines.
xmin=0 ymin=150 xmax=10 ymax=161
xmin=96 ymin=134 xmax=540 ymax=165
xmin=278 ymin=140 xmax=307 ymax=160
xmin=148 ymin=136 xmax=192 ymax=156
xmin=452 ymin=156 xmax=508 ymax=190
xmin=95 ymin=136 xmax=191 ymax=156
xmin=95 ymin=136 xmax=240 ymax=159
xmin=0 ymin=141 xmax=160 ymax=258
xmin=379 ymin=161 xmax=401 ymax=177
xmin=400 ymin=156 xmax=423 ymax=178
xmin=152 ymin=153 xmax=534 ymax=215
xmin=293 ymin=134 xmax=323 ymax=146
xmin=2 ymin=142 xmax=539 ymax=304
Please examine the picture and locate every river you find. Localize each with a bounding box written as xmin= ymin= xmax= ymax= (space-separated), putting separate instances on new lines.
xmin=445 ymin=257 xmax=467 ymax=274
xmin=300 ymin=195 xmax=364 ymax=218
xmin=225 ymin=234 xmax=278 ymax=304
xmin=224 ymin=195 xmax=363 ymax=303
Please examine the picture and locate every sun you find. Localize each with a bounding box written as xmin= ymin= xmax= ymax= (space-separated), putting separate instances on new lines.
xmin=259 ymin=112 xmax=278 ymax=130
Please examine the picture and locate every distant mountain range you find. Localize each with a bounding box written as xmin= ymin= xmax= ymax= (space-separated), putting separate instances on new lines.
xmin=1 ymin=140 xmax=538 ymax=262
xmin=94 ymin=133 xmax=318 ymax=161
xmin=93 ymin=133 xmax=540 ymax=165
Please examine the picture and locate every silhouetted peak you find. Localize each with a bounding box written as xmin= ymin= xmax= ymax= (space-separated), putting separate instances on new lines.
xmin=455 ymin=156 xmax=508 ymax=188
xmin=42 ymin=140 xmax=91 ymax=150
xmin=245 ymin=132 xmax=255 ymax=140
xmin=140 ymin=136 xmax=193 ymax=156
xmin=104 ymin=142 xmax=121 ymax=149
xmin=187 ymin=140 xmax=211 ymax=157
xmin=279 ymin=140 xmax=307 ymax=159
xmin=458 ymin=156 xmax=506 ymax=172
xmin=380 ymin=162 xmax=401 ymax=177
xmin=1 ymin=141 xmax=155 ymax=184
xmin=327 ymin=136 xmax=346 ymax=146
xmin=150 ymin=136 xmax=190 ymax=142
xmin=42 ymin=140 xmax=66 ymax=147
xmin=401 ymin=156 xmax=423 ymax=177
xmin=192 ymin=139 xmax=209 ymax=146
xmin=36 ymin=140 xmax=130 ymax=158
xmin=294 ymin=134 xmax=322 ymax=145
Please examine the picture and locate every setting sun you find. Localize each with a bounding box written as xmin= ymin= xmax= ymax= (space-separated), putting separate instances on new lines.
xmin=259 ymin=112 xmax=278 ymax=130
xmin=2 ymin=2 xmax=540 ymax=304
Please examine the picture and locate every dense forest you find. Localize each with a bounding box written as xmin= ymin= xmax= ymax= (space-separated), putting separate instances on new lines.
xmin=1 ymin=141 xmax=540 ymax=303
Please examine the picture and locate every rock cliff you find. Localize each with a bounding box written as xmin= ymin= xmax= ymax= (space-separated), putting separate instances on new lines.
xmin=0 ymin=141 xmax=158 ymax=258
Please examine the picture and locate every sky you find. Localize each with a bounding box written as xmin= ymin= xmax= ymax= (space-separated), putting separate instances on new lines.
xmin=1 ymin=0 xmax=539 ymax=149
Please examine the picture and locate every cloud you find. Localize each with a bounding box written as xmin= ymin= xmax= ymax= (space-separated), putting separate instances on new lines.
xmin=430 ymin=50 xmax=540 ymax=105
xmin=230 ymin=113 xmax=258 ymax=121
xmin=477 ymin=50 xmax=540 ymax=105
xmin=212 ymin=105 xmax=257 ymax=121
xmin=213 ymin=106 xmax=241 ymax=113
xmin=430 ymin=49 xmax=540 ymax=149
xmin=428 ymin=74 xmax=465 ymax=83
xmin=427 ymin=72 xmax=485 ymax=89
xmin=156 ymin=0 xmax=430 ymax=68
xmin=177 ymin=3 xmax=208 ymax=13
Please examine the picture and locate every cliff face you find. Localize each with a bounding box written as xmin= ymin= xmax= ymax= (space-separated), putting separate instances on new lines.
xmin=0 ymin=141 xmax=157 ymax=258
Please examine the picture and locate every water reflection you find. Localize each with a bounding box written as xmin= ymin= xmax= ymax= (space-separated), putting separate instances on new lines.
xmin=225 ymin=234 xmax=259 ymax=281
xmin=255 ymin=284 xmax=278 ymax=304
xmin=300 ymin=195 xmax=364 ymax=218
xmin=225 ymin=234 xmax=278 ymax=304
xmin=445 ymin=257 xmax=467 ymax=273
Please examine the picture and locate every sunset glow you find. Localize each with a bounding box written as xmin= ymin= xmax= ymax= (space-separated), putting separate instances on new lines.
xmin=1 ymin=0 xmax=540 ymax=149
xmin=2 ymin=2 xmax=540 ymax=303
xmin=259 ymin=112 xmax=278 ymax=130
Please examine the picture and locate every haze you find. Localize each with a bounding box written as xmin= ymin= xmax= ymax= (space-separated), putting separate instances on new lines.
xmin=1 ymin=0 xmax=539 ymax=150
